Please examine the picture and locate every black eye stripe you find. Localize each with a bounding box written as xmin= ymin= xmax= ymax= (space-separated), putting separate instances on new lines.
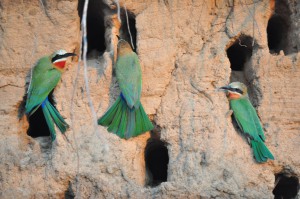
xmin=232 ymin=88 xmax=243 ymax=94
xmin=51 ymin=53 xmax=76 ymax=63
xmin=51 ymin=54 xmax=64 ymax=63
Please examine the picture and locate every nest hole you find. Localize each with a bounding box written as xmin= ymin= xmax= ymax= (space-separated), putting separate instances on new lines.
xmin=273 ymin=173 xmax=299 ymax=199
xmin=119 ymin=9 xmax=137 ymax=51
xmin=267 ymin=0 xmax=295 ymax=55
xmin=78 ymin=0 xmax=106 ymax=55
xmin=226 ymin=35 xmax=254 ymax=72
xmin=267 ymin=15 xmax=290 ymax=55
xmin=27 ymin=91 xmax=55 ymax=138
xmin=145 ymin=137 xmax=169 ymax=187
xmin=65 ymin=181 xmax=75 ymax=199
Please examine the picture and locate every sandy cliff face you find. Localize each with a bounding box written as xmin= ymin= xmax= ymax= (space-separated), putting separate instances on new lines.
xmin=0 ymin=0 xmax=299 ymax=198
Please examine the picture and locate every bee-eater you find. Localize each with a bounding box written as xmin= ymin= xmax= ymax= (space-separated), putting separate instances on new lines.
xmin=220 ymin=82 xmax=274 ymax=163
xmin=98 ymin=39 xmax=154 ymax=139
xmin=25 ymin=50 xmax=76 ymax=141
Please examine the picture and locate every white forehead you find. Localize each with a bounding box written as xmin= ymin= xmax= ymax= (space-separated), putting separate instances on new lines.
xmin=55 ymin=49 xmax=67 ymax=55
xmin=229 ymin=82 xmax=243 ymax=88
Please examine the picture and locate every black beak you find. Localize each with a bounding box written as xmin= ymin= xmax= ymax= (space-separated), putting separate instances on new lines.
xmin=218 ymin=86 xmax=230 ymax=92
xmin=116 ymin=35 xmax=120 ymax=40
xmin=52 ymin=53 xmax=77 ymax=63
xmin=62 ymin=52 xmax=77 ymax=58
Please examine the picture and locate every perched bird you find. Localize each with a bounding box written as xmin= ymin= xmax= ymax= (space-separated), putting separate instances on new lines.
xmin=219 ymin=82 xmax=274 ymax=163
xmin=25 ymin=50 xmax=76 ymax=141
xmin=98 ymin=39 xmax=154 ymax=139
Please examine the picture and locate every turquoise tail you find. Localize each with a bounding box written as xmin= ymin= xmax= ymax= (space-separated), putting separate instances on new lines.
xmin=251 ymin=140 xmax=274 ymax=163
xmin=41 ymin=97 xmax=69 ymax=141
xmin=98 ymin=95 xmax=154 ymax=139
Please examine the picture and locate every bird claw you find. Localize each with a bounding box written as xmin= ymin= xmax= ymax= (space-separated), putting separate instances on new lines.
xmin=225 ymin=110 xmax=233 ymax=118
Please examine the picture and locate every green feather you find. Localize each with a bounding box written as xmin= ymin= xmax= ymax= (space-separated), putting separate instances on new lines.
xmin=26 ymin=56 xmax=61 ymax=114
xmin=107 ymin=100 xmax=123 ymax=133
xmin=99 ymin=96 xmax=154 ymax=139
xmin=117 ymin=102 xmax=128 ymax=138
xmin=42 ymin=105 xmax=56 ymax=141
xmin=98 ymin=42 xmax=153 ymax=139
xmin=45 ymin=101 xmax=69 ymax=133
xmin=116 ymin=53 xmax=141 ymax=109
xmin=230 ymin=98 xmax=274 ymax=162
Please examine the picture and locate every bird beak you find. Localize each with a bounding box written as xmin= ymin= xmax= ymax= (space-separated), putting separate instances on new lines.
xmin=218 ymin=86 xmax=230 ymax=92
xmin=116 ymin=35 xmax=120 ymax=40
xmin=62 ymin=53 xmax=77 ymax=58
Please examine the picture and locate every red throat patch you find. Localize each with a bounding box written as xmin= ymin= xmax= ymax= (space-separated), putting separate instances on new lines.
xmin=228 ymin=92 xmax=241 ymax=99
xmin=54 ymin=61 xmax=66 ymax=69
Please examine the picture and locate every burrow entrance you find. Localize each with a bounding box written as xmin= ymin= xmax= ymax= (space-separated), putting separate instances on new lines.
xmin=77 ymin=0 xmax=138 ymax=56
xmin=78 ymin=0 xmax=107 ymax=56
xmin=145 ymin=128 xmax=169 ymax=187
xmin=226 ymin=35 xmax=254 ymax=92
xmin=119 ymin=9 xmax=137 ymax=51
xmin=273 ymin=172 xmax=299 ymax=199
xmin=267 ymin=0 xmax=297 ymax=55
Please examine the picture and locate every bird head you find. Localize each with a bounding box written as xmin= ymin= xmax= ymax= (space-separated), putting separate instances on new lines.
xmin=219 ymin=82 xmax=248 ymax=100
xmin=51 ymin=49 xmax=77 ymax=71
xmin=116 ymin=36 xmax=132 ymax=56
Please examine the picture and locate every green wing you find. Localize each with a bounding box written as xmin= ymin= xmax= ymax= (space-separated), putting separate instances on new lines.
xmin=25 ymin=56 xmax=61 ymax=115
xmin=230 ymin=98 xmax=274 ymax=162
xmin=115 ymin=52 xmax=142 ymax=109
xmin=230 ymin=98 xmax=265 ymax=142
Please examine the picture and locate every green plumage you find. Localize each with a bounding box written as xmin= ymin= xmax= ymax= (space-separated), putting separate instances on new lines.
xmin=25 ymin=55 xmax=69 ymax=141
xmin=26 ymin=57 xmax=61 ymax=114
xmin=230 ymin=98 xmax=274 ymax=163
xmin=98 ymin=40 xmax=153 ymax=139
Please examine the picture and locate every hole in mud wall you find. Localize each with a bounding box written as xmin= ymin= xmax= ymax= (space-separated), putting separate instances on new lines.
xmin=226 ymin=35 xmax=255 ymax=83
xmin=226 ymin=35 xmax=253 ymax=72
xmin=267 ymin=0 xmax=294 ymax=55
xmin=273 ymin=172 xmax=299 ymax=199
xmin=78 ymin=0 xmax=106 ymax=56
xmin=145 ymin=133 xmax=169 ymax=187
xmin=119 ymin=9 xmax=137 ymax=51
xmin=267 ymin=15 xmax=289 ymax=55
xmin=27 ymin=91 xmax=56 ymax=138
xmin=65 ymin=181 xmax=75 ymax=199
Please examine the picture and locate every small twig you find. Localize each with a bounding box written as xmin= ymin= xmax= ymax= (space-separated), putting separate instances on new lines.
xmin=238 ymin=38 xmax=248 ymax=47
xmin=114 ymin=0 xmax=121 ymax=23
xmin=81 ymin=0 xmax=98 ymax=132
xmin=252 ymin=0 xmax=255 ymax=46
xmin=124 ymin=3 xmax=135 ymax=50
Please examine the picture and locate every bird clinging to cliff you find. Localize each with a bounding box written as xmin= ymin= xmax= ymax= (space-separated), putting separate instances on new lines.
xmin=219 ymin=82 xmax=274 ymax=163
xmin=25 ymin=50 xmax=76 ymax=141
xmin=98 ymin=38 xmax=154 ymax=139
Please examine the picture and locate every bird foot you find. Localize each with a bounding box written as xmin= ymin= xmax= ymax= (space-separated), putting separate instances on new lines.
xmin=225 ymin=110 xmax=233 ymax=118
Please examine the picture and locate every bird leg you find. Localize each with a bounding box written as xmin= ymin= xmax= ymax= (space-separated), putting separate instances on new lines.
xmin=225 ymin=110 xmax=233 ymax=118
xmin=244 ymin=132 xmax=254 ymax=145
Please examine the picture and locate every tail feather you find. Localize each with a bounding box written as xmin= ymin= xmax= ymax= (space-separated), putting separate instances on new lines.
xmin=125 ymin=109 xmax=135 ymax=138
xmin=98 ymin=97 xmax=121 ymax=126
xmin=135 ymin=106 xmax=143 ymax=135
xmin=117 ymin=104 xmax=128 ymax=137
xmin=41 ymin=103 xmax=56 ymax=141
xmin=98 ymin=95 xmax=154 ymax=139
xmin=45 ymin=101 xmax=69 ymax=133
xmin=40 ymin=98 xmax=69 ymax=141
xmin=251 ymin=140 xmax=274 ymax=163
xmin=139 ymin=104 xmax=154 ymax=132
xmin=107 ymin=101 xmax=123 ymax=133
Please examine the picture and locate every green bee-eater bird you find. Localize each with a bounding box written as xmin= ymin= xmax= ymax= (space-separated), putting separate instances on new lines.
xmin=98 ymin=39 xmax=154 ymax=139
xmin=25 ymin=50 xmax=76 ymax=141
xmin=220 ymin=82 xmax=274 ymax=163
